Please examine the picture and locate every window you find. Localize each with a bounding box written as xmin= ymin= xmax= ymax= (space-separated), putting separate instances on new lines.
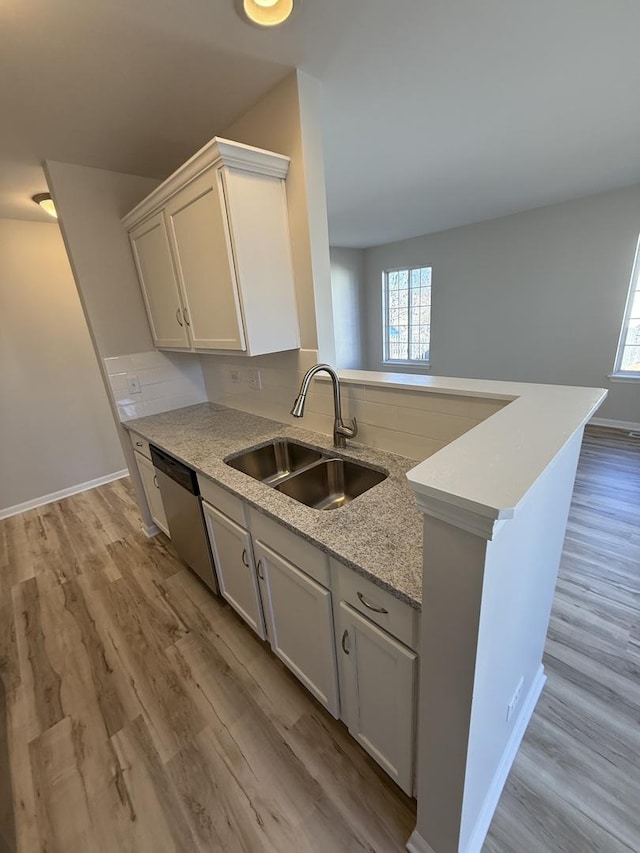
xmin=383 ymin=265 xmax=431 ymax=364
xmin=613 ymin=238 xmax=640 ymax=377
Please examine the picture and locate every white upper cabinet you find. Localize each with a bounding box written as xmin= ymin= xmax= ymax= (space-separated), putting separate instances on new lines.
xmin=221 ymin=167 xmax=298 ymax=357
xmin=129 ymin=212 xmax=190 ymax=349
xmin=165 ymin=168 xmax=245 ymax=351
xmin=122 ymin=137 xmax=300 ymax=357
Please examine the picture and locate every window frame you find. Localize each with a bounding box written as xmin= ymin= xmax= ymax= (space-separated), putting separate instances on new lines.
xmin=382 ymin=264 xmax=432 ymax=367
xmin=612 ymin=236 xmax=640 ymax=380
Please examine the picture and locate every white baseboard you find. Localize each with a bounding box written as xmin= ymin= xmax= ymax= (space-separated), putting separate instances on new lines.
xmin=142 ymin=522 xmax=162 ymax=538
xmin=406 ymin=665 xmax=546 ymax=853
xmin=589 ymin=416 xmax=640 ymax=433
xmin=463 ymin=665 xmax=546 ymax=853
xmin=0 ymin=469 xmax=129 ymax=521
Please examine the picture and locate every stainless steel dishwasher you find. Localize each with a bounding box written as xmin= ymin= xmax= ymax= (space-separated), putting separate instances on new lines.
xmin=150 ymin=445 xmax=219 ymax=594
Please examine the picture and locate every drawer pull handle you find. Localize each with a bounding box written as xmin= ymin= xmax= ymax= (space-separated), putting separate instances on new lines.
xmin=341 ymin=629 xmax=350 ymax=654
xmin=256 ymin=559 xmax=264 ymax=580
xmin=242 ymin=548 xmax=249 ymax=568
xmin=357 ymin=591 xmax=388 ymax=614
xmin=136 ymin=441 xmax=144 ymax=447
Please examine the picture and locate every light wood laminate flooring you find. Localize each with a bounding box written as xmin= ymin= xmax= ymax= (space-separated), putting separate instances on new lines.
xmin=0 ymin=426 xmax=638 ymax=852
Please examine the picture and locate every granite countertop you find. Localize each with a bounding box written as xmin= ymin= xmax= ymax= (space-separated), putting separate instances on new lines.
xmin=125 ymin=403 xmax=424 ymax=609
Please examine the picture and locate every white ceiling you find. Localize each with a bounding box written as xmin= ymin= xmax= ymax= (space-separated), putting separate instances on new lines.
xmin=2 ymin=0 xmax=639 ymax=245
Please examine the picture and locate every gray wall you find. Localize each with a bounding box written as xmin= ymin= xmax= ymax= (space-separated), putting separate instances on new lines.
xmin=45 ymin=161 xmax=165 ymax=530
xmin=221 ymin=70 xmax=335 ymax=361
xmin=363 ymin=182 xmax=640 ymax=423
xmin=45 ymin=161 xmax=159 ymax=359
xmin=0 ymin=219 xmax=125 ymax=513
xmin=330 ymin=246 xmax=365 ymax=369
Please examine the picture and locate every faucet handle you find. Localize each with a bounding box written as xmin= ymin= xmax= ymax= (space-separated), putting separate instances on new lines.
xmin=337 ymin=417 xmax=358 ymax=439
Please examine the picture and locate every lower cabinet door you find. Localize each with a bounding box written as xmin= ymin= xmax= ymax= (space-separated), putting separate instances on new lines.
xmin=255 ymin=541 xmax=340 ymax=718
xmin=202 ymin=502 xmax=266 ymax=639
xmin=134 ymin=451 xmax=169 ymax=536
xmin=336 ymin=601 xmax=417 ymax=795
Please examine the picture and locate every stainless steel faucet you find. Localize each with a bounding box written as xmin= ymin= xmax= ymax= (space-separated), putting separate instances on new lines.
xmin=291 ymin=363 xmax=358 ymax=449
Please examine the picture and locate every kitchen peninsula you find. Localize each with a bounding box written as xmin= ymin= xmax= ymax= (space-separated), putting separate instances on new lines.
xmin=126 ymin=371 xmax=606 ymax=853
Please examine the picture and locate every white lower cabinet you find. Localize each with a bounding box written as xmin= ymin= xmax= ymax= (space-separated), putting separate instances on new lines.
xmin=198 ymin=489 xmax=418 ymax=795
xmin=254 ymin=541 xmax=340 ymax=718
xmin=202 ymin=502 xmax=266 ymax=640
xmin=336 ymin=601 xmax=417 ymax=796
xmin=133 ymin=451 xmax=169 ymax=536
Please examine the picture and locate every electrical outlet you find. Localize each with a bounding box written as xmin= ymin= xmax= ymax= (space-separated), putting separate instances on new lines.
xmin=127 ymin=375 xmax=142 ymax=395
xmin=246 ymin=368 xmax=262 ymax=390
xmin=230 ymin=369 xmax=241 ymax=384
xmin=506 ymin=676 xmax=524 ymax=722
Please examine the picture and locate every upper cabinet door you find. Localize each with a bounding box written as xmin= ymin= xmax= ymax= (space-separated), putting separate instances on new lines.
xmin=129 ymin=212 xmax=190 ymax=349
xmin=165 ymin=168 xmax=246 ymax=352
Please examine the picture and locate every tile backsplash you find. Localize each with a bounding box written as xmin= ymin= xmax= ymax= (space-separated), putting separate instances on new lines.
xmin=103 ymin=347 xmax=507 ymax=460
xmin=104 ymin=351 xmax=207 ymax=421
xmin=199 ymin=349 xmax=507 ymax=461
xmin=199 ymin=348 xmax=321 ymax=426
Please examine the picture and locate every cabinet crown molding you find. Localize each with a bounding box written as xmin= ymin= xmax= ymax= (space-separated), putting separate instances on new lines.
xmin=122 ymin=136 xmax=291 ymax=229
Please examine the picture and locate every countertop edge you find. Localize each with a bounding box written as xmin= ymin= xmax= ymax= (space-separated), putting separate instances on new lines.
xmin=327 ymin=371 xmax=607 ymax=521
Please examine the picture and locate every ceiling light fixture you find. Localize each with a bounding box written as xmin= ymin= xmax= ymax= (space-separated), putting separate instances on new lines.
xmin=32 ymin=192 xmax=58 ymax=219
xmin=239 ymin=0 xmax=294 ymax=27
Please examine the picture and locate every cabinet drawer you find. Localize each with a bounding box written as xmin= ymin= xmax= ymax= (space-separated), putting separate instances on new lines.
xmin=197 ymin=475 xmax=247 ymax=527
xmin=248 ymin=507 xmax=330 ymax=589
xmin=332 ymin=559 xmax=420 ymax=651
xmin=130 ymin=432 xmax=150 ymax=460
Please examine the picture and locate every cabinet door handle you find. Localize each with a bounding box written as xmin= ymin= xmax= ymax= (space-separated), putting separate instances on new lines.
xmin=135 ymin=441 xmax=144 ymax=447
xmin=357 ymin=591 xmax=388 ymax=614
xmin=256 ymin=559 xmax=264 ymax=580
xmin=242 ymin=548 xmax=249 ymax=567
xmin=176 ymin=308 xmax=184 ymax=327
xmin=341 ymin=629 xmax=350 ymax=655
xmin=183 ymin=306 xmax=191 ymax=326
xmin=153 ymin=475 xmax=159 ymax=488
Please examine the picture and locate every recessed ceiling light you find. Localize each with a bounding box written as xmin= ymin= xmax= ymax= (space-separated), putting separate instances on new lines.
xmin=239 ymin=0 xmax=294 ymax=27
xmin=32 ymin=192 xmax=58 ymax=219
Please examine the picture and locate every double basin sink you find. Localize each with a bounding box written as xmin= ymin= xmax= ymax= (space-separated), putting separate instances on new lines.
xmin=225 ymin=439 xmax=387 ymax=511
